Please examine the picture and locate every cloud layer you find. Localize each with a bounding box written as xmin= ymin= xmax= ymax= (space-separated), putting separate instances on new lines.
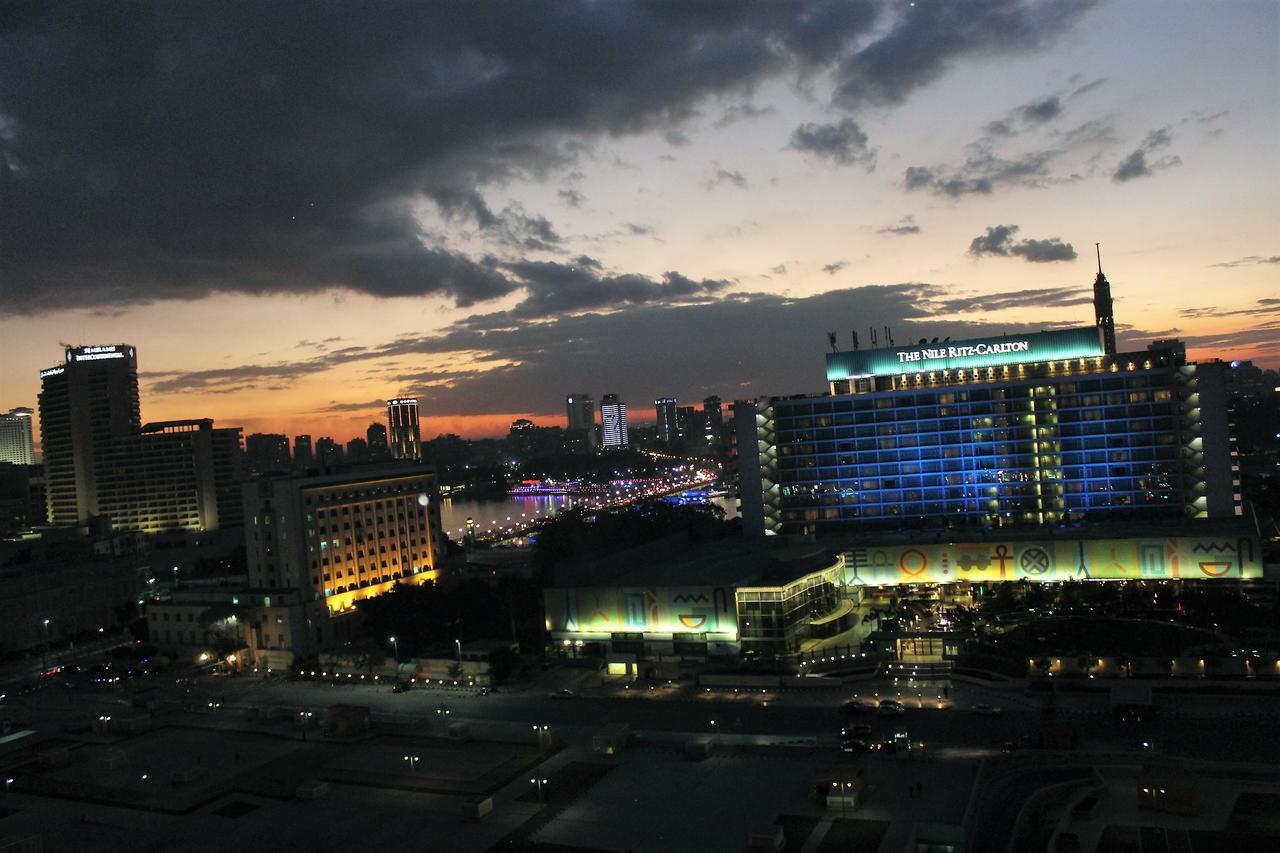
xmin=0 ymin=0 xmax=1099 ymax=317
xmin=968 ymin=225 xmax=1078 ymax=262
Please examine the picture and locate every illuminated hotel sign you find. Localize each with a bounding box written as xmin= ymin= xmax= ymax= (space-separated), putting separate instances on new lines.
xmin=897 ymin=339 xmax=1029 ymax=363
xmin=38 ymin=366 xmax=65 ymax=378
xmin=70 ymin=345 xmax=130 ymax=362
xmin=827 ymin=326 xmax=1104 ymax=380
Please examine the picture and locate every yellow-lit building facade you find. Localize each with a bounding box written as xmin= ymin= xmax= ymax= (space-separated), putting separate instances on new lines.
xmin=244 ymin=467 xmax=446 ymax=616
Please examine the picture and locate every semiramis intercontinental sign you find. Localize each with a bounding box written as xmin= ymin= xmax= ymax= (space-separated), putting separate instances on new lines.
xmin=826 ymin=326 xmax=1105 ymax=380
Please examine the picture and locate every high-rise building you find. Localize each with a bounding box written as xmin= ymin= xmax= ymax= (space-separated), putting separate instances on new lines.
xmin=95 ymin=419 xmax=244 ymax=533
xmin=565 ymin=393 xmax=597 ymax=454
xmin=36 ymin=344 xmax=243 ymax=533
xmin=738 ymin=328 xmax=1241 ymax=536
xmin=600 ymin=394 xmax=629 ymax=449
xmin=676 ymin=406 xmax=698 ymax=445
xmin=366 ymin=422 xmax=390 ymax=461
xmin=386 ymin=398 xmax=422 ymax=461
xmin=244 ymin=433 xmax=291 ymax=476
xmin=0 ymin=407 xmax=36 ymax=465
xmin=703 ymin=395 xmax=724 ymax=454
xmin=345 ymin=437 xmax=369 ymax=464
xmin=566 ymin=393 xmax=595 ymax=431
xmin=655 ymin=398 xmax=678 ymax=445
xmin=293 ymin=435 xmax=313 ymax=471
xmin=38 ymin=344 xmax=141 ymax=526
xmin=315 ymin=436 xmax=343 ymax=468
xmin=243 ymin=467 xmax=445 ymax=613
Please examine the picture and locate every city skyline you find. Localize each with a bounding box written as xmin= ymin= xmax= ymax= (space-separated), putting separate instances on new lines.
xmin=1 ymin=2 xmax=1277 ymax=444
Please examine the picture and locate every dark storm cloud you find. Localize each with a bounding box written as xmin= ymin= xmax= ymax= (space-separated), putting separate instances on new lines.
xmin=0 ymin=1 xmax=1099 ymax=317
xmin=830 ymin=0 xmax=1098 ymax=109
xmin=968 ymin=225 xmax=1077 ymax=262
xmin=822 ymin=261 xmax=849 ymax=275
xmin=1113 ymin=126 xmax=1181 ymax=182
xmin=787 ymin=118 xmax=876 ymax=168
xmin=1 ymin=1 xmax=888 ymax=314
xmin=499 ymin=259 xmax=731 ymax=318
xmin=878 ymin=216 xmax=921 ymax=236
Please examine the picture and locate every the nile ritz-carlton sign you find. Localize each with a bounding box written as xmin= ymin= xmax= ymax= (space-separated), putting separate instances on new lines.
xmin=826 ymin=327 xmax=1104 ymax=379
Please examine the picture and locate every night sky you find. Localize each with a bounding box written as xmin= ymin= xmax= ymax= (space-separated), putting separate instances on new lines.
xmin=1 ymin=1 xmax=1276 ymax=442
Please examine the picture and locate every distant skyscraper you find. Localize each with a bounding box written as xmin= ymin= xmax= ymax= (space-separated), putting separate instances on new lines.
xmin=315 ymin=436 xmax=343 ymax=468
xmin=38 ymin=344 xmax=141 ymax=526
xmin=565 ymin=393 xmax=595 ymax=431
xmin=600 ymin=394 xmax=629 ymax=449
xmin=654 ymin=398 xmax=678 ymax=445
xmin=1093 ymin=244 xmax=1116 ymax=355
xmin=244 ymin=433 xmax=291 ymax=476
xmin=703 ymin=395 xmax=724 ymax=453
xmin=386 ymin=398 xmax=422 ymax=461
xmin=366 ymin=422 xmax=390 ymax=461
xmin=0 ymin=408 xmax=35 ymax=465
xmin=293 ymin=435 xmax=314 ymax=471
xmin=676 ymin=406 xmax=697 ymax=444
xmin=345 ymin=436 xmax=369 ymax=463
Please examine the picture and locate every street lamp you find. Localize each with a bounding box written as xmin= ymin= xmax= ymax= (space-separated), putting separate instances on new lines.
xmin=455 ymin=638 xmax=462 ymax=663
xmin=389 ymin=636 xmax=399 ymax=662
xmin=403 ymin=755 xmax=419 ymax=772
xmin=530 ymin=777 xmax=548 ymax=801
xmin=41 ymin=619 xmax=50 ymax=672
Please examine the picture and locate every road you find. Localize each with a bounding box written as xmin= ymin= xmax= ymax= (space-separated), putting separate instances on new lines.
xmin=8 ymin=666 xmax=1279 ymax=767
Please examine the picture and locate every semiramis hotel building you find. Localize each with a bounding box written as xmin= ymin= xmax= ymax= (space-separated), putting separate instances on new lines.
xmin=737 ymin=327 xmax=1241 ymax=536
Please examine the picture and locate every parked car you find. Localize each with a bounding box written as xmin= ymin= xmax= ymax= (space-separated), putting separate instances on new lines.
xmin=841 ymin=738 xmax=874 ymax=753
xmin=843 ymin=724 xmax=873 ymax=738
xmin=877 ymin=700 xmax=906 ymax=716
xmin=842 ymin=699 xmax=875 ymax=714
xmin=974 ymin=704 xmax=1003 ymax=715
xmin=550 ymin=688 xmax=574 ymax=699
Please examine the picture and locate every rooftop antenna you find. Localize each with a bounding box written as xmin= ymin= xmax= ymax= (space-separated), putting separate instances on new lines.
xmin=869 ymin=327 xmax=878 ymax=347
xmin=1096 ymin=242 xmax=1102 ymax=275
xmin=827 ymin=331 xmax=838 ymax=353
xmin=852 ymin=330 xmax=859 ymax=351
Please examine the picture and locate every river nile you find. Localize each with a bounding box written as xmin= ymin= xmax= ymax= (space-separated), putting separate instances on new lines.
xmin=439 ymin=491 xmax=738 ymax=540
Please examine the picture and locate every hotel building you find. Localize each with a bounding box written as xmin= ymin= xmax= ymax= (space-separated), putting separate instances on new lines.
xmin=0 ymin=407 xmax=36 ymax=466
xmin=386 ymin=398 xmax=422 ymax=461
xmin=737 ymin=328 xmax=1241 ymax=537
xmin=37 ymin=345 xmax=243 ymax=533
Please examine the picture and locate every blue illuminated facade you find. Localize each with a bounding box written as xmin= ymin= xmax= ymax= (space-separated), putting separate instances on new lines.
xmin=737 ymin=331 xmax=1240 ymax=535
